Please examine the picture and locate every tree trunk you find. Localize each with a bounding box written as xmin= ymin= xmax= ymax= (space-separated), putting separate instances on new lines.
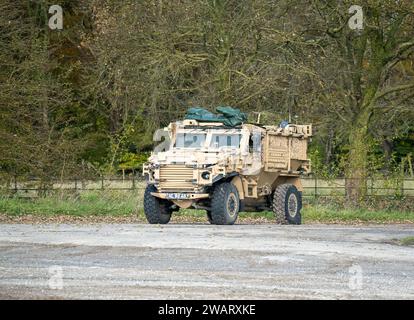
xmin=381 ymin=139 xmax=394 ymax=169
xmin=345 ymin=109 xmax=372 ymax=206
xmin=324 ymin=127 xmax=334 ymax=165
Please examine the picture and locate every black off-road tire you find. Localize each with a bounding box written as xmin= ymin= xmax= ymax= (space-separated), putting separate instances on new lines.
xmin=210 ymin=182 xmax=240 ymax=225
xmin=206 ymin=210 xmax=214 ymax=224
xmin=143 ymin=185 xmax=172 ymax=224
xmin=272 ymin=184 xmax=302 ymax=225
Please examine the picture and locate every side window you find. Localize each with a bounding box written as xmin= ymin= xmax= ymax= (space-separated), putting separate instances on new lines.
xmin=250 ymin=131 xmax=262 ymax=154
xmin=249 ymin=136 xmax=254 ymax=153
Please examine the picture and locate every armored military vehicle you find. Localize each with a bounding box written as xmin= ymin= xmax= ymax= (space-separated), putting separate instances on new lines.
xmin=143 ymin=107 xmax=312 ymax=225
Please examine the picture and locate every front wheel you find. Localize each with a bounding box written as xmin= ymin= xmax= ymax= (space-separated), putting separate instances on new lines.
xmin=210 ymin=182 xmax=240 ymax=225
xmin=272 ymin=184 xmax=302 ymax=225
xmin=143 ymin=185 xmax=172 ymax=224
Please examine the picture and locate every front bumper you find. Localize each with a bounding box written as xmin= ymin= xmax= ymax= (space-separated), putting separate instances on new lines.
xmin=151 ymin=192 xmax=210 ymax=200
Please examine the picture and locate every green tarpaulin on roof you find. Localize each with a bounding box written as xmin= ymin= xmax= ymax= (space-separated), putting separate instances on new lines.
xmin=185 ymin=106 xmax=247 ymax=126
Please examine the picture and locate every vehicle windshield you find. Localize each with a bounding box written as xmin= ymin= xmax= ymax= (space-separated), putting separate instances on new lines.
xmin=175 ymin=132 xmax=206 ymax=149
xmin=173 ymin=129 xmax=242 ymax=150
xmin=209 ymin=134 xmax=241 ymax=149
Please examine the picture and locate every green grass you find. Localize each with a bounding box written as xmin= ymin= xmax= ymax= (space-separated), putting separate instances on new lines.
xmin=399 ymin=236 xmax=414 ymax=246
xmin=0 ymin=191 xmax=141 ymax=217
xmin=176 ymin=203 xmax=414 ymax=223
xmin=301 ymin=204 xmax=414 ymax=223
xmin=0 ymin=191 xmax=413 ymax=223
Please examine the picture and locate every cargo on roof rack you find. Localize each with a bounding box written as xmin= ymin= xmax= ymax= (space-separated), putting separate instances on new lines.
xmin=185 ymin=106 xmax=247 ymax=127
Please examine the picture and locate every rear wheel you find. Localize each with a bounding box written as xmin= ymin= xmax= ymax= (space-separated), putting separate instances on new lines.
xmin=272 ymin=184 xmax=302 ymax=225
xmin=143 ymin=185 xmax=172 ymax=224
xmin=206 ymin=210 xmax=214 ymax=224
xmin=210 ymin=182 xmax=240 ymax=225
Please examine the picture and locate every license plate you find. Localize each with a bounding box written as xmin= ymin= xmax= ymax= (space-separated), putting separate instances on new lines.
xmin=166 ymin=193 xmax=190 ymax=199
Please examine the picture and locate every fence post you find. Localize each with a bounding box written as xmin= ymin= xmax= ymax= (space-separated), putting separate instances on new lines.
xmin=14 ymin=174 xmax=17 ymax=194
xmin=74 ymin=178 xmax=78 ymax=191
xmin=132 ymin=174 xmax=136 ymax=190
xmin=370 ymin=178 xmax=374 ymax=196
xmin=101 ymin=176 xmax=104 ymax=190
xmin=314 ymin=176 xmax=318 ymax=199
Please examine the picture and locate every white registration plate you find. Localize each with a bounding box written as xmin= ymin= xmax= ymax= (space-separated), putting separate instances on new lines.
xmin=166 ymin=193 xmax=190 ymax=199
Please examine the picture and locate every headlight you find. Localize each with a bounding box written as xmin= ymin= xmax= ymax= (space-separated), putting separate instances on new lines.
xmin=201 ymin=171 xmax=210 ymax=180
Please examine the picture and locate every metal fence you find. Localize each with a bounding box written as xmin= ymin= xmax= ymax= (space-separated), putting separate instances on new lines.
xmin=301 ymin=177 xmax=414 ymax=198
xmin=1 ymin=176 xmax=414 ymax=198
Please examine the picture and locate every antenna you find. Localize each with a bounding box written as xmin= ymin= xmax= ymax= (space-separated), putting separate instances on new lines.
xmin=252 ymin=112 xmax=261 ymax=124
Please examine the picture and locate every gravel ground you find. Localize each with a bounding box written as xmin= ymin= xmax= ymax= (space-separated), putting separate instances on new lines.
xmin=0 ymin=223 xmax=413 ymax=299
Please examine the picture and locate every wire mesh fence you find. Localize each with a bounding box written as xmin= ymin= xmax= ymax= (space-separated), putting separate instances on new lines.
xmin=1 ymin=176 xmax=414 ymax=199
xmin=301 ymin=177 xmax=414 ymax=198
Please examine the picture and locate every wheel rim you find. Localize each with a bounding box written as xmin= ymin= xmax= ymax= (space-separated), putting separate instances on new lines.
xmin=226 ymin=193 xmax=238 ymax=217
xmin=287 ymin=193 xmax=298 ymax=217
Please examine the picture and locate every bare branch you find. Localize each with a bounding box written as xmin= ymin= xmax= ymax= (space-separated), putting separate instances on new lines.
xmin=375 ymin=83 xmax=414 ymax=102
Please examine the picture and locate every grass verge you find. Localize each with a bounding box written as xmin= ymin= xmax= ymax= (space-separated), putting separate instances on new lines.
xmin=302 ymin=204 xmax=414 ymax=224
xmin=0 ymin=191 xmax=141 ymax=217
xmin=399 ymin=236 xmax=414 ymax=246
xmin=0 ymin=191 xmax=413 ymax=224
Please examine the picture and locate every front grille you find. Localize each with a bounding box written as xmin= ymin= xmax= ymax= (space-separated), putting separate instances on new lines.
xmin=158 ymin=165 xmax=195 ymax=191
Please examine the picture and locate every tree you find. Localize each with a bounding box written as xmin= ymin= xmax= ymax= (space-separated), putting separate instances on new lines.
xmin=84 ymin=0 xmax=310 ymax=171
xmin=0 ymin=0 xmax=93 ymax=182
xmin=293 ymin=0 xmax=414 ymax=205
xmin=0 ymin=0 xmax=412 ymax=193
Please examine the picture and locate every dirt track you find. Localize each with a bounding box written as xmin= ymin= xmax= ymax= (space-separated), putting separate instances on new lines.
xmin=0 ymin=223 xmax=413 ymax=299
